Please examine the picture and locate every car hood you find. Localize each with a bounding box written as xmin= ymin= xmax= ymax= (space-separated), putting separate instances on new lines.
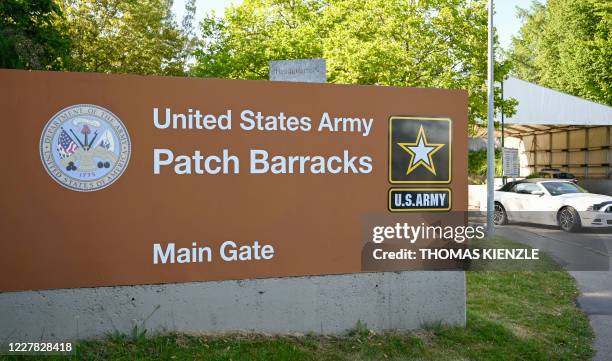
xmin=557 ymin=193 xmax=612 ymax=210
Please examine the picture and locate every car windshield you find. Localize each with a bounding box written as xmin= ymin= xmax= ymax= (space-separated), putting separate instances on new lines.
xmin=541 ymin=182 xmax=587 ymax=196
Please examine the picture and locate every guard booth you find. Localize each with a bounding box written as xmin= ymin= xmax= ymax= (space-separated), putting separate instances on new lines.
xmin=502 ymin=77 xmax=612 ymax=195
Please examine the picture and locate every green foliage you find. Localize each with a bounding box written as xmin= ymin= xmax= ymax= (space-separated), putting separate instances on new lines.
xmin=347 ymin=320 xmax=370 ymax=337
xmin=192 ymin=0 xmax=516 ymax=128
xmin=193 ymin=0 xmax=323 ymax=79
xmin=0 ymin=0 xmax=70 ymax=69
xmin=57 ymin=0 xmax=194 ymax=75
xmin=468 ymin=148 xmax=502 ymax=177
xmin=509 ymin=0 xmax=612 ymax=105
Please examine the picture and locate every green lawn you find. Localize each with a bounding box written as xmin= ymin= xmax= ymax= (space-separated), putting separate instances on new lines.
xmin=2 ymin=238 xmax=594 ymax=361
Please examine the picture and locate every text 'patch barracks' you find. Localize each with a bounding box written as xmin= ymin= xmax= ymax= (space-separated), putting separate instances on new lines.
xmin=388 ymin=116 xmax=451 ymax=183
xmin=388 ymin=188 xmax=451 ymax=211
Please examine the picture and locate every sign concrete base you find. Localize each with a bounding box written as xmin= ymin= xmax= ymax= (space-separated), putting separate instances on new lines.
xmin=0 ymin=271 xmax=465 ymax=341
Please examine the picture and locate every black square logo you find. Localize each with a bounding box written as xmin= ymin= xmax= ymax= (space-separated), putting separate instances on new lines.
xmin=388 ymin=116 xmax=452 ymax=184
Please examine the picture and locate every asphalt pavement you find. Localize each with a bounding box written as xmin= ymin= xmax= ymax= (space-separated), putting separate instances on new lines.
xmin=495 ymin=223 xmax=612 ymax=361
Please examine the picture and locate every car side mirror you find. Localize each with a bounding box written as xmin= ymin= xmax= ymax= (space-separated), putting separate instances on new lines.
xmin=531 ymin=190 xmax=545 ymax=196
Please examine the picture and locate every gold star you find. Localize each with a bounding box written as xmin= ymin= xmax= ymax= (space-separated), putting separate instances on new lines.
xmin=398 ymin=126 xmax=445 ymax=176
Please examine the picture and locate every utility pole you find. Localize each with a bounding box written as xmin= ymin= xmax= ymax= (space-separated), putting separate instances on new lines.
xmin=486 ymin=0 xmax=495 ymax=235
xmin=501 ymin=80 xmax=506 ymax=185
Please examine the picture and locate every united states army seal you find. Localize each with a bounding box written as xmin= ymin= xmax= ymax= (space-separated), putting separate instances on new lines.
xmin=39 ymin=104 xmax=131 ymax=192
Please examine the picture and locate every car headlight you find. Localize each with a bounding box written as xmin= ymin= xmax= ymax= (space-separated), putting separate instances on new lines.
xmin=586 ymin=204 xmax=610 ymax=212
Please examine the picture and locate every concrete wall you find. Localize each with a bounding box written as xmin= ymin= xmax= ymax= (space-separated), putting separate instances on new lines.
xmin=469 ymin=180 xmax=507 ymax=211
xmin=0 ymin=272 xmax=466 ymax=341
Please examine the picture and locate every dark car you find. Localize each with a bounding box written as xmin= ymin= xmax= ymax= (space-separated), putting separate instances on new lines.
xmin=537 ymin=168 xmax=578 ymax=183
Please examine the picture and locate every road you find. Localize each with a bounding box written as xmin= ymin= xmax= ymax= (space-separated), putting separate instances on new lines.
xmin=495 ymin=223 xmax=612 ymax=361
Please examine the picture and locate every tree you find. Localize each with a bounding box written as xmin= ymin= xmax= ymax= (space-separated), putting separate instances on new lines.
xmin=193 ymin=0 xmax=323 ymax=79
xmin=191 ymin=0 xmax=515 ymax=129
xmin=506 ymin=2 xmax=546 ymax=84
xmin=0 ymin=0 xmax=70 ymax=69
xmin=509 ymin=0 xmax=611 ymax=105
xmin=58 ymin=0 xmax=194 ymax=75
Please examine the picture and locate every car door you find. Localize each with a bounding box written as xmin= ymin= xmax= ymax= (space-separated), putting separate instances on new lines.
xmin=505 ymin=183 xmax=543 ymax=222
xmin=517 ymin=183 xmax=552 ymax=224
xmin=503 ymin=183 xmax=529 ymax=222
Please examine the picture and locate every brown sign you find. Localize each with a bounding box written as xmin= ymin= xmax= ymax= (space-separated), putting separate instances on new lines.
xmin=0 ymin=70 xmax=467 ymax=292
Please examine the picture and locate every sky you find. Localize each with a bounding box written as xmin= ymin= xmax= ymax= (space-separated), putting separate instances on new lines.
xmin=172 ymin=0 xmax=543 ymax=50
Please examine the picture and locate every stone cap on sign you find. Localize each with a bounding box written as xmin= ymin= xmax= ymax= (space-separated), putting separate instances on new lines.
xmin=269 ymin=58 xmax=326 ymax=83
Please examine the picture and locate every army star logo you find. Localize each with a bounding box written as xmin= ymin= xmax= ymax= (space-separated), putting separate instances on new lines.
xmin=398 ymin=126 xmax=444 ymax=176
xmin=388 ymin=116 xmax=451 ymax=184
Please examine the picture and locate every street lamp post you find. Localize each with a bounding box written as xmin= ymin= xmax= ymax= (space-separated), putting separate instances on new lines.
xmin=486 ymin=0 xmax=495 ymax=235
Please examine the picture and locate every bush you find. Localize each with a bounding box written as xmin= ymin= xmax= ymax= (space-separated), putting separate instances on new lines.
xmin=469 ymin=149 xmax=502 ymax=178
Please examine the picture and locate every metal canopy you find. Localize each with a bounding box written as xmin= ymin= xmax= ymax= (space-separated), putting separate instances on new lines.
xmin=503 ymin=77 xmax=612 ymax=125
xmin=504 ymin=124 xmax=602 ymax=137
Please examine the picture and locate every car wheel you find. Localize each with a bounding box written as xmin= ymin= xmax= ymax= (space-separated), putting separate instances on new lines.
xmin=558 ymin=207 xmax=581 ymax=232
xmin=493 ymin=202 xmax=508 ymax=225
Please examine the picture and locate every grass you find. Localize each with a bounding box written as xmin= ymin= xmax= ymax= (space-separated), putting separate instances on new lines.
xmin=2 ymin=238 xmax=594 ymax=361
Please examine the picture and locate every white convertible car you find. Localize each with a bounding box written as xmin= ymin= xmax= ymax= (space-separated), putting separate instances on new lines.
xmin=494 ymin=179 xmax=612 ymax=232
